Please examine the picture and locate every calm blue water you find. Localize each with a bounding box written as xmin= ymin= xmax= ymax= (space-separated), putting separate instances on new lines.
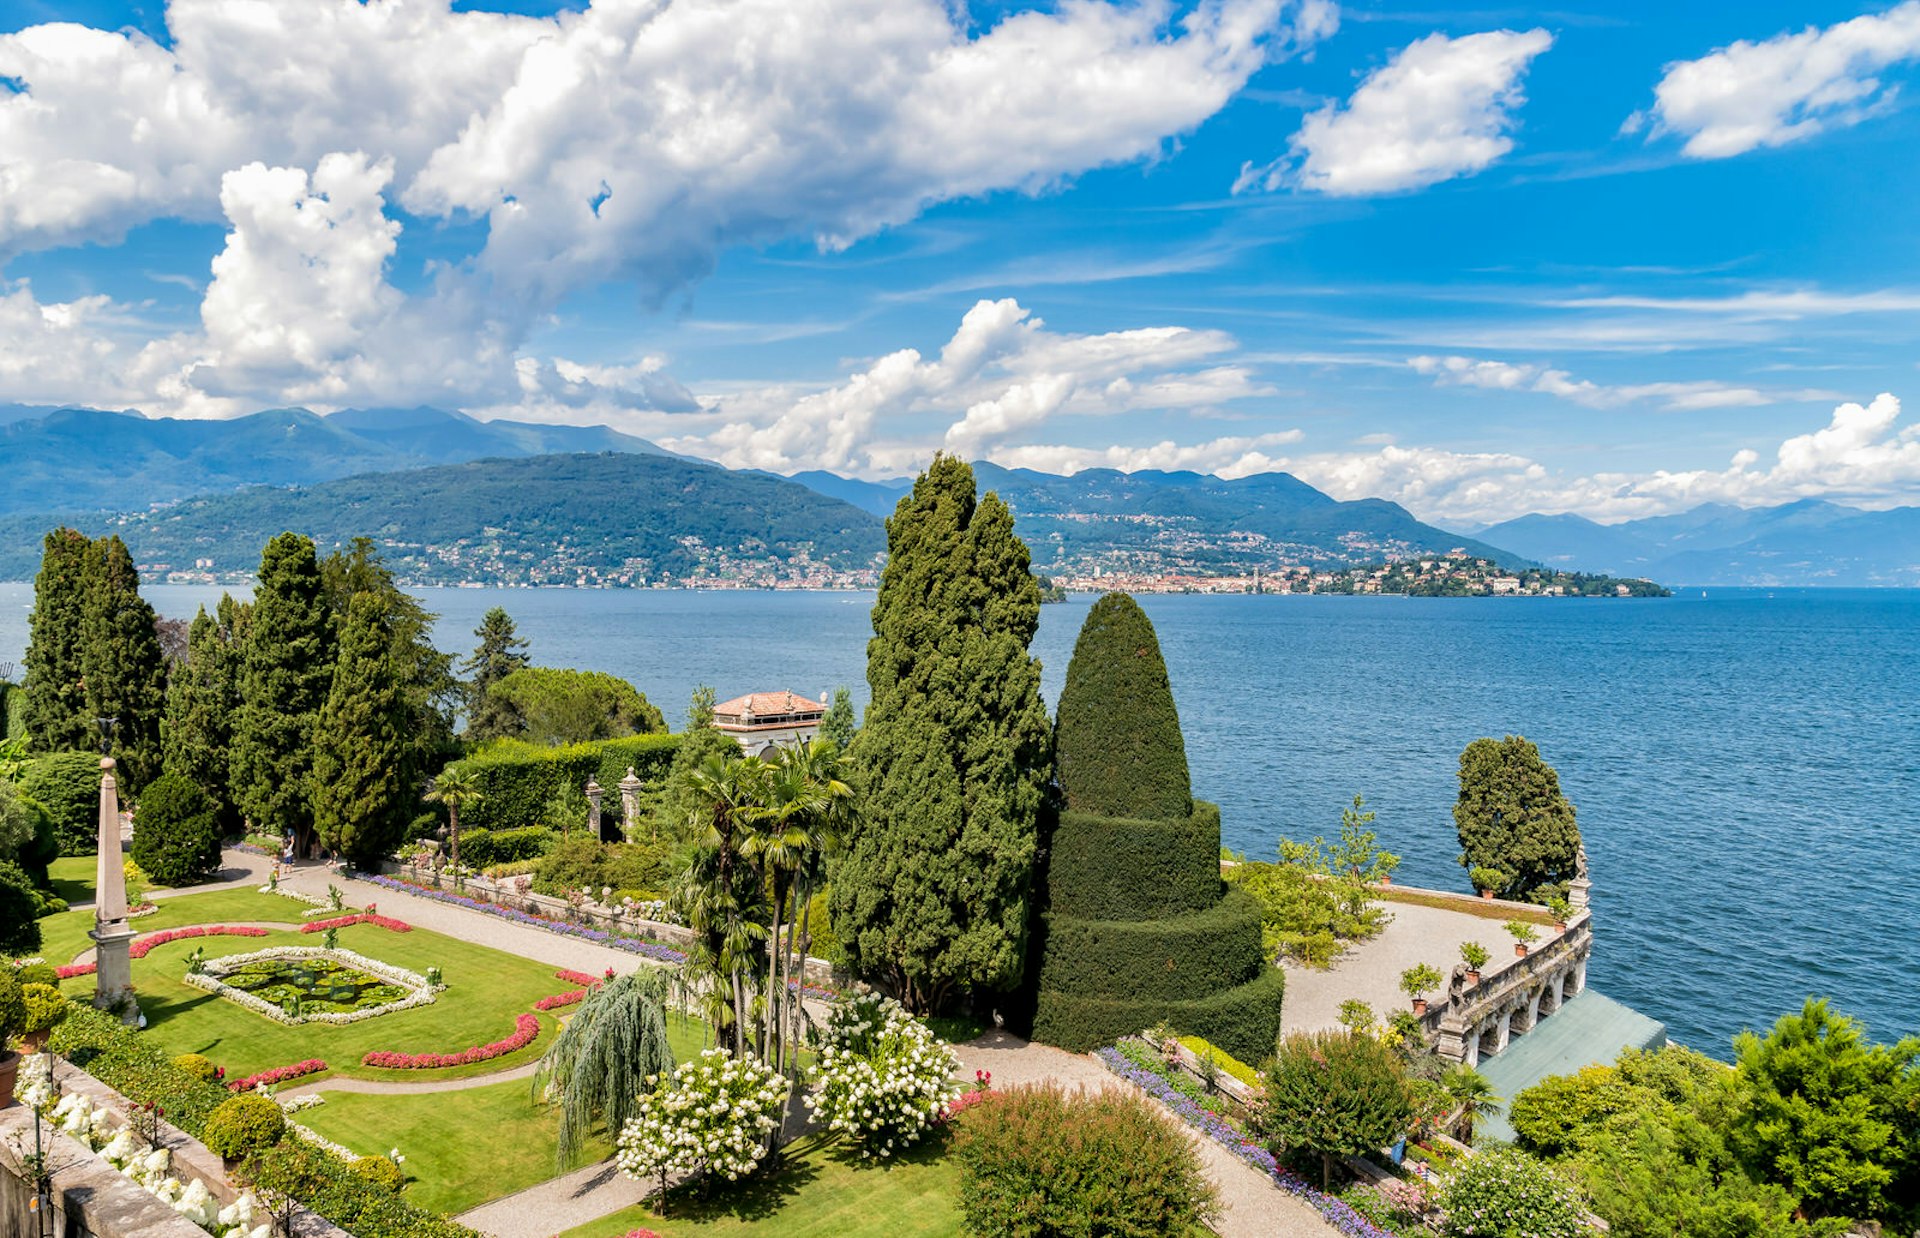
xmin=4 ymin=583 xmax=1915 ymax=1053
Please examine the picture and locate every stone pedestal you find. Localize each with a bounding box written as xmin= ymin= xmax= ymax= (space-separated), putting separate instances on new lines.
xmin=585 ymin=778 xmax=603 ymax=838
xmin=618 ymin=766 xmax=642 ymax=840
xmin=92 ymin=757 xmax=140 ymax=1025
xmin=1568 ymin=875 xmax=1593 ymax=911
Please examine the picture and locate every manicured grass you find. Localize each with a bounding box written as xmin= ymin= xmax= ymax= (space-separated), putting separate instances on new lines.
xmin=34 ymin=886 xmax=302 ymax=967
xmin=295 ymin=1016 xmax=716 ymax=1215
xmin=561 ymin=1134 xmax=963 ymax=1238
xmin=47 ymin=855 xmax=97 ymax=907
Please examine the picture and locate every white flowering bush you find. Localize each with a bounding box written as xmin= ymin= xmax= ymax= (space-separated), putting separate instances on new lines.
xmin=614 ymin=1048 xmax=787 ymax=1186
xmin=805 ymin=993 xmax=958 ymax=1157
xmin=1439 ymin=1146 xmax=1589 ymax=1238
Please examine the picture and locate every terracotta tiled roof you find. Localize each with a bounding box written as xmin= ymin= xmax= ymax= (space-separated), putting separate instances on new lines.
xmin=714 ymin=690 xmax=826 ymax=720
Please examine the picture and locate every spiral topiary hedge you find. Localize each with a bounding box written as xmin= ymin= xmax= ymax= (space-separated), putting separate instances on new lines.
xmin=1044 ymin=803 xmax=1224 ymax=921
xmin=1031 ymin=967 xmax=1287 ymax=1070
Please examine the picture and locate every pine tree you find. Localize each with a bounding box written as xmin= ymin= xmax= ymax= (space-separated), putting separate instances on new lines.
xmin=312 ymin=591 xmax=409 ymax=864
xmin=79 ymin=535 xmax=166 ymax=792
xmin=462 ymin=606 xmax=531 ymax=741
xmin=1054 ymin=593 xmax=1190 ymax=820
xmin=163 ymin=600 xmax=245 ymax=836
xmin=1453 ymin=735 xmax=1582 ymax=904
xmin=231 ymin=533 xmax=333 ymax=854
xmin=22 ymin=527 xmax=95 ymax=754
xmin=820 ymin=687 xmax=857 ymax=751
xmin=832 ymin=455 xmax=1052 ymax=1012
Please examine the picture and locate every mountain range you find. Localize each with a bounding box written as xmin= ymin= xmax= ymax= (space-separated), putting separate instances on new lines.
xmin=1473 ymin=500 xmax=1920 ymax=587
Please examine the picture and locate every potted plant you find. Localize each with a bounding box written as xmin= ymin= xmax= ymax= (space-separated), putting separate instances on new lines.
xmin=1546 ymin=895 xmax=1572 ymax=933
xmin=1400 ymin=963 xmax=1443 ymax=1016
xmin=1459 ymin=941 xmax=1490 ymax=985
xmin=1505 ymin=919 xmax=1539 ymax=957
xmin=0 ymin=968 xmax=23 ymax=1107
xmin=1469 ymin=866 xmax=1507 ymax=900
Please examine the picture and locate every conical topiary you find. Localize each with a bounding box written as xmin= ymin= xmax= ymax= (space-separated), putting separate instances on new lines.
xmin=1029 ymin=592 xmax=1283 ymax=1064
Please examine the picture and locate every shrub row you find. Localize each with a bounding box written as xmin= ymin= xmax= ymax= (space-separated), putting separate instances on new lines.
xmin=1034 ymin=886 xmax=1267 ymax=1003
xmin=453 ymin=825 xmax=557 ymax=869
xmin=449 ymin=735 xmax=680 ymax=832
xmin=250 ymin=1139 xmax=479 ymax=1238
xmin=1031 ymin=964 xmax=1286 ymax=1064
xmin=1044 ymin=801 xmax=1224 ymax=921
xmin=49 ymin=1002 xmax=234 ymax=1133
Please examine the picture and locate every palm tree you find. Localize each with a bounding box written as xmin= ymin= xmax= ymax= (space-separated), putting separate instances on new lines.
xmin=1441 ymin=1064 xmax=1502 ymax=1145
xmin=532 ymin=971 xmax=676 ymax=1167
xmin=673 ymin=754 xmax=770 ymax=1054
xmin=424 ymin=767 xmax=483 ymax=892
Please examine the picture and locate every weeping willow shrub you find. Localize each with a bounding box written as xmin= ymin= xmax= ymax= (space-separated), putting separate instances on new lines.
xmin=533 ymin=971 xmax=677 ymax=1165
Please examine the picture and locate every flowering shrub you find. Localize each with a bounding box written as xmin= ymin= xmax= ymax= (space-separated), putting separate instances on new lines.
xmin=361 ymin=1012 xmax=540 ymax=1068
xmin=58 ymin=961 xmax=96 ymax=979
xmin=806 ymin=993 xmax=958 ymax=1157
xmin=130 ymin=926 xmax=269 ymax=959
xmin=535 ymin=988 xmax=589 ymax=1010
xmin=1438 ymin=1147 xmax=1588 ymax=1238
xmin=555 ymin=968 xmax=603 ymax=987
xmin=1096 ymin=1045 xmax=1402 ymax=1238
xmin=299 ymin=913 xmax=411 ymax=934
xmin=614 ymin=1048 xmax=787 ymax=1185
xmin=229 ymin=1059 xmax=328 ymax=1092
xmin=258 ymin=884 xmax=336 ymax=911
xmin=360 ymin=872 xmax=688 ymax=963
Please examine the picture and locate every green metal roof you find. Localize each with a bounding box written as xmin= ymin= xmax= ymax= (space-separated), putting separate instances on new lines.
xmin=1474 ymin=989 xmax=1667 ymax=1143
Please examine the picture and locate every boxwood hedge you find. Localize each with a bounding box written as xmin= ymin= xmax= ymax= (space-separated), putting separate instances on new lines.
xmin=1044 ymin=802 xmax=1224 ymax=921
xmin=448 ymin=734 xmax=679 ymax=831
xmin=1031 ymin=966 xmax=1286 ymax=1064
xmin=1034 ymin=887 xmax=1266 ymax=1002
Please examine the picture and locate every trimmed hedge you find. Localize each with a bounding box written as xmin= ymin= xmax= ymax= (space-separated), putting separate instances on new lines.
xmin=1031 ymin=965 xmax=1286 ymax=1064
xmin=203 ymin=1093 xmax=287 ymax=1158
xmin=1044 ymin=801 xmax=1223 ymax=921
xmin=1053 ymin=593 xmax=1193 ymax=820
xmin=449 ymin=734 xmax=680 ymax=832
xmin=22 ymin=751 xmax=100 ymax=856
xmin=1034 ymin=887 xmax=1266 ymax=1003
xmin=251 ymin=1139 xmax=478 ymax=1238
xmin=453 ymin=825 xmax=557 ymax=869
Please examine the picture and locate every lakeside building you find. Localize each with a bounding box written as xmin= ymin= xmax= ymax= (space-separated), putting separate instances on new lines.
xmin=714 ymin=690 xmax=826 ymax=756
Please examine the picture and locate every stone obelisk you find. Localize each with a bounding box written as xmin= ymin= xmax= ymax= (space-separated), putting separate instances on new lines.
xmin=89 ymin=756 xmax=140 ymax=1024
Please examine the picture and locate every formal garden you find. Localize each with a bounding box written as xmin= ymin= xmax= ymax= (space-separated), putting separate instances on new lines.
xmin=4 ymin=465 xmax=1917 ymax=1238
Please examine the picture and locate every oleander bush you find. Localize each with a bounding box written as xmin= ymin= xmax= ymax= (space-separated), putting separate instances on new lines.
xmin=352 ymin=1155 xmax=407 ymax=1193
xmin=953 ymin=1081 xmax=1217 ymax=1237
xmin=444 ymin=735 xmax=680 ymax=832
xmin=202 ymin=1093 xmax=287 ymax=1159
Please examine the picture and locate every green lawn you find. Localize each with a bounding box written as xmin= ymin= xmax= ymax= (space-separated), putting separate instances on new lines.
xmin=295 ymin=1016 xmax=716 ymax=1215
xmin=34 ymin=886 xmax=301 ymax=968
xmin=46 ymin=855 xmax=98 ymax=907
xmin=562 ymin=1135 xmax=963 ymax=1238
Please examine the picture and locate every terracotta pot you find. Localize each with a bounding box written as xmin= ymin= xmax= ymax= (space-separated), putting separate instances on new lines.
xmin=1464 ymin=969 xmax=1481 ymax=986
xmin=1411 ymin=998 xmax=1428 ymax=1016
xmin=1554 ymin=923 xmax=1566 ymax=935
xmin=0 ymin=1049 xmax=18 ymax=1109
xmin=1480 ymin=890 xmax=1494 ymax=900
xmin=22 ymin=1029 xmax=49 ymax=1053
xmin=1380 ymin=875 xmax=1391 ymax=887
xmin=1514 ymin=942 xmax=1529 ymax=957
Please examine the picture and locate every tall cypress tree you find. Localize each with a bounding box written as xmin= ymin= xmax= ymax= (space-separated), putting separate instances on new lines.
xmin=231 ymin=533 xmax=332 ymax=854
xmin=832 ymin=455 xmax=1052 ymax=1012
xmin=462 ymin=606 xmax=531 ymax=741
xmin=80 ymin=535 xmax=166 ymax=792
xmin=22 ymin=528 xmax=95 ymax=754
xmin=312 ymin=592 xmax=408 ymax=864
xmin=163 ymin=599 xmax=244 ymax=836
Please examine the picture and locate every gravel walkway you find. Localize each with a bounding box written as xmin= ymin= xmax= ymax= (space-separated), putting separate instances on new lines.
xmin=953 ymin=1033 xmax=1342 ymax=1238
xmin=456 ymin=1159 xmax=648 ymax=1238
xmin=1282 ymin=900 xmax=1514 ymax=1034
xmin=278 ymin=1058 xmax=543 ymax=1098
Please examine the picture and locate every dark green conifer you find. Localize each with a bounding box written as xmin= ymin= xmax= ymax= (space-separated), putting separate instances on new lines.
xmin=462 ymin=605 xmax=531 ymax=742
xmin=833 ymin=455 xmax=1051 ymax=1012
xmin=129 ymin=771 xmax=222 ymax=886
xmin=1054 ymin=592 xmax=1190 ymax=820
xmin=1453 ymin=735 xmax=1582 ymax=903
xmin=231 ymin=533 xmax=333 ymax=854
xmin=79 ymin=535 xmax=166 ymax=791
xmin=163 ymin=600 xmax=245 ymax=837
xmin=22 ymin=528 xmax=95 ymax=753
xmin=312 ymin=592 xmax=409 ymax=864
xmin=820 ymin=687 xmax=857 ymax=751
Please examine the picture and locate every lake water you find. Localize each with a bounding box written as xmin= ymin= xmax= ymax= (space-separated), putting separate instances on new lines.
xmin=3 ymin=582 xmax=1915 ymax=1053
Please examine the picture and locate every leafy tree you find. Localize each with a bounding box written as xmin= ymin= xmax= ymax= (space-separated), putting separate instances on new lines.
xmin=489 ymin=667 xmax=664 ymax=746
xmin=22 ymin=527 xmax=96 ymax=754
xmin=820 ymin=686 xmax=857 ymax=750
xmin=0 ymin=778 xmax=56 ymax=886
xmin=312 ymin=592 xmax=410 ymax=865
xmin=652 ymin=690 xmax=746 ymax=843
xmin=532 ymin=971 xmax=676 ymax=1167
xmin=685 ymin=684 xmax=716 ymax=730
xmin=163 ymin=598 xmax=247 ymax=837
xmin=1453 ymin=735 xmax=1582 ymax=903
xmin=834 ymin=455 xmax=1052 ymax=1011
xmin=129 ymin=771 xmax=222 ymax=887
xmin=1731 ymin=998 xmax=1919 ymax=1222
xmin=76 ymin=535 xmax=167 ymax=792
xmin=1438 ymin=1146 xmax=1589 ymax=1238
xmin=0 ymin=859 xmax=42 ymax=954
xmin=462 ymin=606 xmax=531 ymax=742
xmin=232 ymin=533 xmax=333 ymax=856
xmin=22 ymin=751 xmax=100 ymax=857
xmin=1581 ymin=1107 xmax=1838 ymax=1238
xmin=423 ymin=767 xmax=483 ymax=891
xmin=1228 ymin=796 xmax=1397 ymax=967
xmin=1259 ymin=1030 xmax=1414 ymax=1191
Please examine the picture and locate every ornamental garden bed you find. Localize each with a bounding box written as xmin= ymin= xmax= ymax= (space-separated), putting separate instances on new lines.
xmin=185 ymin=945 xmax=440 ymax=1025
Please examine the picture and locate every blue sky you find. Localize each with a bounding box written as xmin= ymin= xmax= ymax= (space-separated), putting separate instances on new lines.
xmin=3 ymin=0 xmax=1920 ymax=524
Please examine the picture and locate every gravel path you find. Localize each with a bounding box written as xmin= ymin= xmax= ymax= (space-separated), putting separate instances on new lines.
xmin=456 ymin=1160 xmax=648 ymax=1238
xmin=278 ymin=1058 xmax=543 ymax=1098
xmin=953 ymin=1033 xmax=1342 ymax=1238
xmin=69 ymin=849 xmax=275 ymax=913
xmin=1282 ymin=900 xmax=1515 ymax=1034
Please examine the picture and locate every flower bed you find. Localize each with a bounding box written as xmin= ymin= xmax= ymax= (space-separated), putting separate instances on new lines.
xmin=361 ymin=1012 xmax=541 ymax=1069
xmin=360 ymin=872 xmax=688 ymax=964
xmin=555 ymin=968 xmax=604 ymax=987
xmin=59 ymin=961 xmax=97 ymax=979
xmin=184 ymin=946 xmax=438 ymax=1026
xmin=132 ymin=925 xmax=270 ymax=959
xmin=535 ymin=988 xmax=589 ymax=1011
xmin=1096 ymin=1044 xmax=1402 ymax=1238
xmin=299 ymin=913 xmax=412 ymax=934
xmin=228 ymin=1059 xmax=328 ymax=1092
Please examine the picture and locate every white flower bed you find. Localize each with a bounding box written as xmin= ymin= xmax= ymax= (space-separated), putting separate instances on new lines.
xmin=805 ymin=993 xmax=958 ymax=1157
xmin=288 ymin=1121 xmax=359 ymax=1162
xmin=258 ymin=884 xmax=344 ymax=915
xmin=23 ymin=1059 xmax=271 ymax=1238
xmin=183 ymin=946 xmax=439 ymax=1026
xmin=615 ymin=1048 xmax=788 ymax=1185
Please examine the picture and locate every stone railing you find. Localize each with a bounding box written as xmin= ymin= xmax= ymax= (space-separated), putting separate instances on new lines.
xmin=1425 ymin=909 xmax=1594 ymax=1063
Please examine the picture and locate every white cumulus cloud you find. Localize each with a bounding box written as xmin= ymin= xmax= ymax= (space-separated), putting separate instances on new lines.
xmin=1409 ymin=354 xmax=1789 ymax=411
xmin=1632 ymin=2 xmax=1920 ymax=158
xmin=1238 ymin=27 xmax=1551 ymax=195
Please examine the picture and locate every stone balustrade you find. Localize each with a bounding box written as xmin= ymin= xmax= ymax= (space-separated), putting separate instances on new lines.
xmin=1425 ymin=909 xmax=1594 ymax=1066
